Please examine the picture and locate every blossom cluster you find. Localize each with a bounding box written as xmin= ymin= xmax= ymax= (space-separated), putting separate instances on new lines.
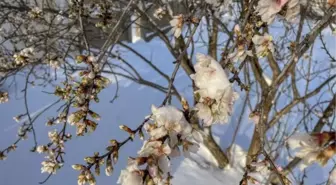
xmin=38 ymin=130 xmax=72 ymax=174
xmin=228 ymin=25 xmax=253 ymax=63
xmin=13 ymin=47 xmax=35 ymax=66
xmin=246 ymin=160 xmax=290 ymax=185
xmin=255 ymin=0 xmax=301 ymax=24
xmin=252 ymin=33 xmax=275 ymax=58
xmin=287 ymin=132 xmax=336 ymax=170
xmin=117 ymin=105 xmax=202 ymax=185
xmin=55 ymin=55 xmax=110 ymax=136
xmin=191 ymin=53 xmax=238 ymax=126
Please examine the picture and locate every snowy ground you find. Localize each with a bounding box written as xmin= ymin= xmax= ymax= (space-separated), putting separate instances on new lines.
xmin=0 ymin=20 xmax=336 ymax=185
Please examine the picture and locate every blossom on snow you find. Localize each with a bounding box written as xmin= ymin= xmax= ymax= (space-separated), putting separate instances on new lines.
xmin=191 ymin=53 xmax=238 ymax=126
xmin=149 ymin=105 xmax=193 ymax=146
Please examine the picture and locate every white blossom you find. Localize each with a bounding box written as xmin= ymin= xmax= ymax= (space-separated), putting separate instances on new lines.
xmin=285 ymin=0 xmax=301 ymax=21
xmin=228 ymin=49 xmax=253 ymax=63
xmin=41 ymin=160 xmax=61 ymax=174
xmin=150 ymin=105 xmax=192 ymax=146
xmin=67 ymin=113 xmax=77 ymax=125
xmin=169 ymin=15 xmax=183 ymax=38
xmin=13 ymin=47 xmax=35 ymax=65
xmin=191 ymin=53 xmax=231 ymax=98
xmin=252 ymin=33 xmax=274 ymax=57
xmin=191 ymin=53 xmax=238 ymax=126
xmin=48 ymin=130 xmax=59 ymax=143
xmin=36 ymin=145 xmax=48 ymax=154
xmin=138 ymin=140 xmax=171 ymax=157
xmin=255 ymin=0 xmax=288 ymax=24
xmin=117 ymin=169 xmax=143 ymax=185
xmin=287 ymin=132 xmax=325 ymax=168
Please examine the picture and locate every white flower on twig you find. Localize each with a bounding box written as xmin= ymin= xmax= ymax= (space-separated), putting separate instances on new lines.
xmin=191 ymin=53 xmax=238 ymax=126
xmin=228 ymin=49 xmax=253 ymax=63
xmin=255 ymin=0 xmax=288 ymax=24
xmin=170 ymin=15 xmax=184 ymax=38
xmin=287 ymin=132 xmax=336 ymax=169
xmin=150 ymin=105 xmax=192 ymax=146
xmin=117 ymin=168 xmax=143 ymax=185
xmin=252 ymin=33 xmax=274 ymax=57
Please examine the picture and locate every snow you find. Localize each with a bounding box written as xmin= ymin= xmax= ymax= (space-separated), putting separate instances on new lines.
xmin=0 ymin=13 xmax=335 ymax=185
xmin=173 ymin=144 xmax=246 ymax=185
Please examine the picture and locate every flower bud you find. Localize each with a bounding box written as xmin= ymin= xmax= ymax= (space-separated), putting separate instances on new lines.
xmin=72 ymin=164 xmax=85 ymax=171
